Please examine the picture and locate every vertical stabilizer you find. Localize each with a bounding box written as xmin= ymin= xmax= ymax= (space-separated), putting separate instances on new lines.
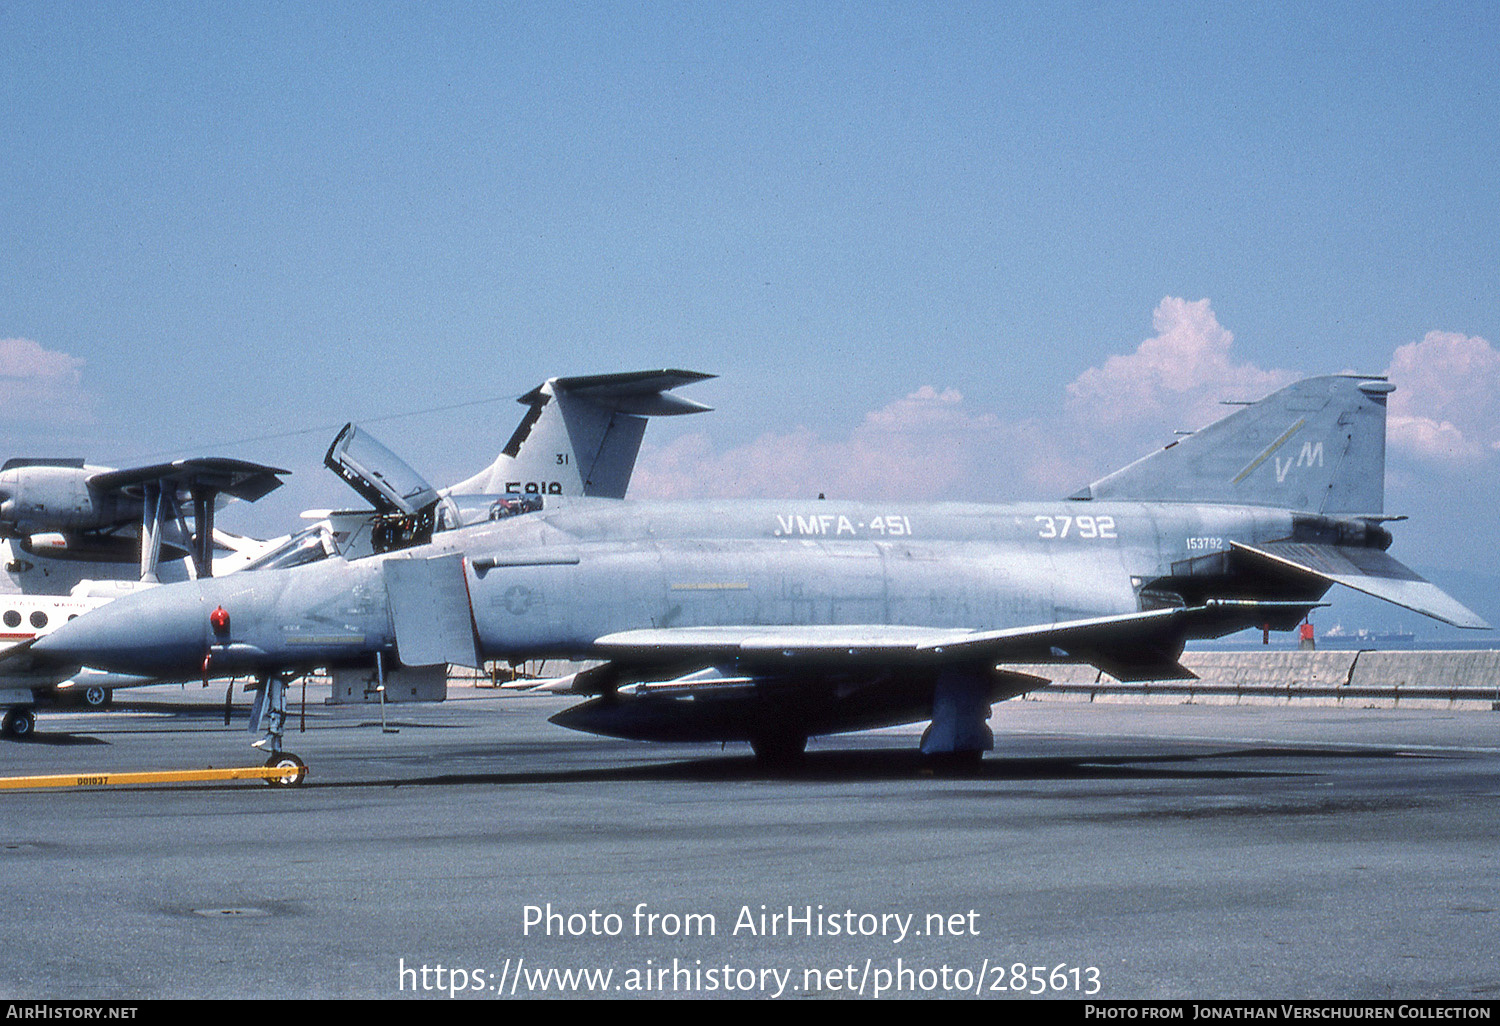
xmin=1073 ymin=375 xmax=1392 ymax=514
xmin=445 ymin=370 xmax=712 ymax=499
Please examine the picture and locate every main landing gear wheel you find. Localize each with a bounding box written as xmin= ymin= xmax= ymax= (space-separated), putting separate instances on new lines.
xmin=264 ymin=752 xmax=306 ymax=787
xmin=2 ymin=707 xmax=36 ymax=739
xmin=83 ymin=686 xmax=113 ymax=709
xmin=923 ymin=749 xmax=985 ymax=775
xmin=750 ymin=733 xmax=807 ymax=766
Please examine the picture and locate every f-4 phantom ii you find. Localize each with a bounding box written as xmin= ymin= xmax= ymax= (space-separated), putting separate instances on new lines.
xmin=29 ymin=375 xmax=1489 ymax=770
xmin=0 ymin=370 xmax=712 ymax=739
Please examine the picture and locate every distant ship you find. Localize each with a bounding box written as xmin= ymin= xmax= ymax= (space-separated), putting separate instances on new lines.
xmin=1322 ymin=624 xmax=1417 ymax=646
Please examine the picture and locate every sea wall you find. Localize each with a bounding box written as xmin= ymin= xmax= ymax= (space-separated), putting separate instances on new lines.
xmin=1009 ymin=650 xmax=1500 ymax=708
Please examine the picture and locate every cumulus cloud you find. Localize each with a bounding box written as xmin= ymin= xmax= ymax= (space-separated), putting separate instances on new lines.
xmin=0 ymin=337 xmax=96 ymax=427
xmin=1065 ymin=297 xmax=1296 ymax=432
xmin=635 ymin=299 xmax=1497 ymax=502
xmin=633 ymin=385 xmax=1024 ymax=500
xmin=634 ymin=298 xmax=1303 ymax=501
xmin=1384 ymin=330 xmax=1500 ymax=465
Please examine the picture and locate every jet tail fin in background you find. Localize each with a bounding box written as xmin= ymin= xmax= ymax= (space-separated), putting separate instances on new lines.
xmin=444 ymin=369 xmax=713 ymax=499
xmin=1072 ymin=375 xmax=1393 ymax=515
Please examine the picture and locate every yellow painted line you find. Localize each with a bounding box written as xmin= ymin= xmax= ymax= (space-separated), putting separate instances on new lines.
xmin=0 ymin=765 xmax=306 ymax=790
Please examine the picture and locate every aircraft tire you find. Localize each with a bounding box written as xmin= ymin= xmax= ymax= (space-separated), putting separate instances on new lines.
xmin=83 ymin=686 xmax=113 ymax=709
xmin=2 ymin=707 xmax=36 ymax=740
xmin=750 ymin=732 xmax=807 ymax=766
xmin=264 ymin=752 xmax=307 ymax=787
xmin=924 ymin=749 xmax=984 ymax=775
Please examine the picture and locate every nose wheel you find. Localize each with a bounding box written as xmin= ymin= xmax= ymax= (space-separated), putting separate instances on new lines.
xmin=250 ymin=674 xmax=306 ymax=785
xmin=264 ymin=752 xmax=306 ymax=787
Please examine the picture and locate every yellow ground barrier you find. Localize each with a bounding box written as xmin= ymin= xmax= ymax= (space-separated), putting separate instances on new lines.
xmin=0 ymin=764 xmax=306 ymax=789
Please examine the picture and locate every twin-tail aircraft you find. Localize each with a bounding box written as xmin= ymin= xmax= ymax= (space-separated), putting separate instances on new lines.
xmin=27 ymin=375 xmax=1489 ymax=771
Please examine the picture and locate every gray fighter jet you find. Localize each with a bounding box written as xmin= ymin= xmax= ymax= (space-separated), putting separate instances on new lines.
xmin=29 ymin=375 xmax=1488 ymax=772
xmin=0 ymin=369 xmax=711 ymax=738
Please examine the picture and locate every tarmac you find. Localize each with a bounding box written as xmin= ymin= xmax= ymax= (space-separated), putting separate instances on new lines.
xmin=3 ymin=684 xmax=1500 ymax=1000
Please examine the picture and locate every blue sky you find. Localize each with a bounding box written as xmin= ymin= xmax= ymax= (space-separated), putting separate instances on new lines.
xmin=2 ymin=2 xmax=1497 ymax=631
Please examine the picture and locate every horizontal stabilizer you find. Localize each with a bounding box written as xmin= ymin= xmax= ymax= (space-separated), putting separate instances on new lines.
xmin=1233 ymin=541 xmax=1490 ymax=629
xmin=539 ymin=369 xmax=716 ymax=416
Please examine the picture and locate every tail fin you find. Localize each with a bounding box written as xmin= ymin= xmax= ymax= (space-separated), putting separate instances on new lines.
xmin=1072 ymin=375 xmax=1392 ymax=514
xmin=445 ymin=369 xmax=713 ymax=499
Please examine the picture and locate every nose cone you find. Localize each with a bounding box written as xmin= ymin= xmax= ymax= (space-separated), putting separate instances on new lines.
xmin=34 ymin=581 xmax=210 ymax=678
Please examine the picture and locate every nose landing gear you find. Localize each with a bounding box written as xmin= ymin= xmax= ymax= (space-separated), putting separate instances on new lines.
xmin=249 ymin=675 xmax=306 ymax=786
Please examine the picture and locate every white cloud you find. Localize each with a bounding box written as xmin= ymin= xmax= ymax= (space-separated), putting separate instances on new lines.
xmin=1385 ymin=330 xmax=1500 ymax=465
xmin=634 ymin=298 xmax=1304 ymax=501
xmin=633 ymin=385 xmax=1020 ymax=500
xmin=636 ymin=300 xmax=1500 ymax=503
xmin=0 ymin=337 xmax=96 ymax=427
xmin=1065 ymin=297 xmax=1295 ymax=432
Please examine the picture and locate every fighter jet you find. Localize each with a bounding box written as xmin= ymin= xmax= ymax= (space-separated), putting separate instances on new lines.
xmin=0 ymin=369 xmax=713 ymax=738
xmin=28 ymin=375 xmax=1488 ymax=771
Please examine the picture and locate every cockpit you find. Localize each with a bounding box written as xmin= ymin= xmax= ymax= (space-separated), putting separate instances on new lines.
xmin=239 ymin=523 xmax=340 ymax=572
xmin=244 ymin=423 xmax=547 ymax=572
xmin=437 ymin=492 xmax=544 ymax=530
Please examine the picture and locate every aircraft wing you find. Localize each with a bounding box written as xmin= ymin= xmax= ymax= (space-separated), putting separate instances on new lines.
xmin=593 ymin=602 xmax=1318 ymax=683
xmin=88 ymin=458 xmax=290 ymax=503
xmin=1232 ymin=541 xmax=1489 ymax=629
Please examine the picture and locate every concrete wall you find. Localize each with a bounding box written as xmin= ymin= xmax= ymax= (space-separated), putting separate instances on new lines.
xmin=1347 ymin=650 xmax=1500 ymax=692
xmin=1010 ymin=650 xmax=1500 ymax=708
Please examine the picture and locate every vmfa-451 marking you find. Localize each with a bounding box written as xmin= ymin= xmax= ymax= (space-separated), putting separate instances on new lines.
xmin=32 ymin=375 xmax=1488 ymax=764
xmin=772 ymin=513 xmax=913 ymax=538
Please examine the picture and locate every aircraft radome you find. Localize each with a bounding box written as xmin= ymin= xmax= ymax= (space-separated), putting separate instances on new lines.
xmin=26 ymin=375 xmax=1489 ymax=773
